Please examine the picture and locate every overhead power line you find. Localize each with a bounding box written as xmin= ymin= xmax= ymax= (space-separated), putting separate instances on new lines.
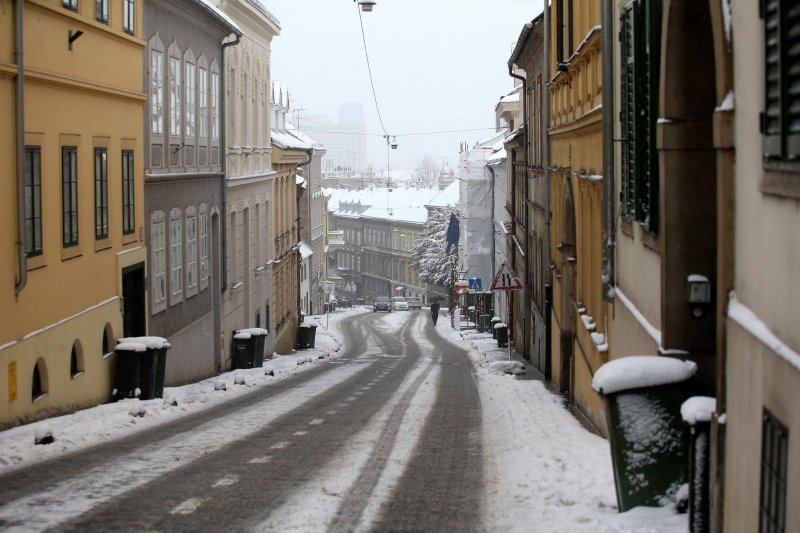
xmin=287 ymin=127 xmax=501 ymax=138
xmin=357 ymin=6 xmax=388 ymax=137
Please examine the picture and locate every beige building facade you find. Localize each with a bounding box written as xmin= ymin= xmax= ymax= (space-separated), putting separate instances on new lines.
xmin=213 ymin=0 xmax=279 ymax=360
xmin=1 ymin=0 xmax=146 ymax=426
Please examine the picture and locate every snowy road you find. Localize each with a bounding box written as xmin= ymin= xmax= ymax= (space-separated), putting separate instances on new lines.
xmin=0 ymin=310 xmax=485 ymax=532
xmin=0 ymin=308 xmax=687 ymax=532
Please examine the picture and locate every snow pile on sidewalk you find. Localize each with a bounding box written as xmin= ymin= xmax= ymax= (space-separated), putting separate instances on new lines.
xmin=0 ymin=310 xmax=355 ymax=475
xmin=442 ymin=327 xmax=686 ymax=533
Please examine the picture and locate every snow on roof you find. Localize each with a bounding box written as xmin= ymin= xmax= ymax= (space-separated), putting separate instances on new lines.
xmin=504 ymin=127 xmax=524 ymax=144
xmin=245 ymin=0 xmax=281 ymax=29
xmin=296 ymin=176 xmax=306 ymax=188
xmin=116 ymin=336 xmax=171 ymax=352
xmin=499 ymin=93 xmax=520 ymax=104
xmin=475 ymin=128 xmax=508 ymax=149
xmin=426 ymin=181 xmax=459 ymax=208
xmin=487 ymin=147 xmax=507 ymax=164
xmin=591 ymin=355 xmax=697 ymax=395
xmin=681 ymin=396 xmax=716 ymax=425
xmin=195 ymin=0 xmax=242 ymax=35
xmin=298 ymin=240 xmax=313 ymax=259
xmin=361 ymin=205 xmax=429 ymax=224
xmin=272 ymin=130 xmax=310 ymax=150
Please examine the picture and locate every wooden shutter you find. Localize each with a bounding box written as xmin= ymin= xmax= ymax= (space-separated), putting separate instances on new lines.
xmin=784 ymin=2 xmax=800 ymax=157
xmin=640 ymin=0 xmax=660 ymax=231
xmin=762 ymin=0 xmax=782 ymax=157
xmin=620 ymin=4 xmax=636 ymax=217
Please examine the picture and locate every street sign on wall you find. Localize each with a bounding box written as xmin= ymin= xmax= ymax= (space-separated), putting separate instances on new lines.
xmin=490 ymin=261 xmax=523 ymax=291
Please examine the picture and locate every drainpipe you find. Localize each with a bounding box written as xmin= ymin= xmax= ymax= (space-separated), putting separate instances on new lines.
xmin=543 ymin=4 xmax=552 ymax=376
xmin=295 ymin=148 xmax=313 ymax=326
xmin=601 ymin=0 xmax=616 ymax=301
xmin=220 ymin=33 xmax=241 ymax=293
xmin=509 ymin=57 xmax=528 ymax=356
xmin=15 ymin=0 xmax=26 ymax=296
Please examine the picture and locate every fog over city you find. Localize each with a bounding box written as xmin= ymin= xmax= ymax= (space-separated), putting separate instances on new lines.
xmin=270 ymin=0 xmax=543 ymax=171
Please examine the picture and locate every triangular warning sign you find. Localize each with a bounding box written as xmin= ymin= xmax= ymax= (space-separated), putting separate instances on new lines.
xmin=491 ymin=261 xmax=523 ymax=291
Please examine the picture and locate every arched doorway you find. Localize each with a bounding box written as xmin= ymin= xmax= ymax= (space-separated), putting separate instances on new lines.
xmin=558 ymin=177 xmax=577 ymax=397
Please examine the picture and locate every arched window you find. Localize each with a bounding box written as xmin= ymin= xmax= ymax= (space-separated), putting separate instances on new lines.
xmin=103 ymin=323 xmax=114 ymax=358
xmin=70 ymin=340 xmax=84 ymax=379
xmin=32 ymin=359 xmax=47 ymax=401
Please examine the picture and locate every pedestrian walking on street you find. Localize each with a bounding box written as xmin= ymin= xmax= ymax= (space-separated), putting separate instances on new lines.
xmin=430 ymin=302 xmax=440 ymax=325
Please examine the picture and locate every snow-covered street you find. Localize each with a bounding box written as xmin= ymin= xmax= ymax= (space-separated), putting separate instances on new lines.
xmin=0 ymin=308 xmax=685 ymax=532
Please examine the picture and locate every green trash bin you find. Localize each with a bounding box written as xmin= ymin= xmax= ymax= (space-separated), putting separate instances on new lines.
xmin=297 ymin=322 xmax=318 ymax=349
xmin=113 ymin=337 xmax=171 ymax=400
xmin=236 ymin=328 xmax=268 ymax=366
xmin=593 ymin=356 xmax=698 ymax=512
xmin=478 ymin=315 xmax=493 ymax=333
xmin=495 ymin=322 xmax=508 ymax=348
xmin=232 ymin=330 xmax=258 ymax=369
xmin=682 ymin=396 xmax=716 ymax=533
xmin=491 ymin=317 xmax=502 ymax=339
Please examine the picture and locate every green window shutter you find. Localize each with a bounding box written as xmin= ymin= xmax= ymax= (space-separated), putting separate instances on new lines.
xmin=641 ymin=0 xmax=661 ymax=232
xmin=620 ymin=4 xmax=636 ymax=217
xmin=763 ymin=0 xmax=782 ymax=157
xmin=783 ymin=2 xmax=800 ymax=157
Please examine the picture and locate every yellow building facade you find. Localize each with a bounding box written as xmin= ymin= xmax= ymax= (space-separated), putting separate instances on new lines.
xmin=0 ymin=0 xmax=146 ymax=427
xmin=548 ymin=0 xmax=609 ymax=434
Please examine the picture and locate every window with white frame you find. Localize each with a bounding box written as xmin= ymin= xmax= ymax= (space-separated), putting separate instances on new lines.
xmin=199 ymin=66 xmax=208 ymax=139
xmin=185 ymin=61 xmax=195 ymax=138
xmin=211 ymin=71 xmax=219 ymax=140
xmin=199 ymin=205 xmax=209 ymax=291
xmin=186 ymin=207 xmax=197 ymax=295
xmin=96 ymin=0 xmax=108 ymax=22
xmin=123 ymin=0 xmax=135 ymax=34
xmin=169 ymin=209 xmax=183 ymax=303
xmin=151 ymin=212 xmax=167 ymax=312
xmin=151 ymin=50 xmax=163 ymax=134
xmin=169 ymin=56 xmax=181 ymax=137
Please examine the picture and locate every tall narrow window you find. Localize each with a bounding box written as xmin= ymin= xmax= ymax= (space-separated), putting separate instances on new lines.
xmin=761 ymin=0 xmax=800 ymax=166
xmin=211 ymin=71 xmax=219 ymax=140
xmin=760 ymin=409 xmax=788 ymax=533
xmin=62 ymin=147 xmax=79 ymax=247
xmin=619 ymin=0 xmax=660 ymax=232
xmin=169 ymin=56 xmax=182 ymax=137
xmin=96 ymin=0 xmax=108 ymax=22
xmin=170 ymin=211 xmax=183 ymax=302
xmin=186 ymin=209 xmax=197 ymax=294
xmin=94 ymin=148 xmax=108 ymax=239
xmin=199 ymin=206 xmax=209 ymax=291
xmin=151 ymin=50 xmax=164 ymax=134
xmin=185 ymin=62 xmax=196 ymax=138
xmin=199 ymin=67 xmax=208 ymax=139
xmin=151 ymin=214 xmax=166 ymax=308
xmin=24 ymin=147 xmax=42 ymax=257
xmin=63 ymin=0 xmax=78 ymax=11
xmin=122 ymin=150 xmax=135 ymax=235
xmin=123 ymin=0 xmax=135 ymax=34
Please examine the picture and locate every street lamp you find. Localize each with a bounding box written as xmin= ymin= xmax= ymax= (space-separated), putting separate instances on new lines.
xmin=355 ymin=0 xmax=376 ymax=12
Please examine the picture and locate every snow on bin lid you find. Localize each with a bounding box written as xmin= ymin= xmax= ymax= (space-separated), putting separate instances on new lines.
xmin=299 ymin=319 xmax=320 ymax=328
xmin=591 ymin=355 xmax=697 ymax=395
xmin=681 ymin=396 xmax=716 ymax=425
xmin=116 ymin=336 xmax=171 ymax=352
xmin=493 ymin=322 xmax=507 ymax=329
xmin=236 ymin=328 xmax=269 ymax=338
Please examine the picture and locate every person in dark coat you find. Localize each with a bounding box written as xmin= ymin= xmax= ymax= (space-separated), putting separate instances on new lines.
xmin=430 ymin=302 xmax=440 ymax=325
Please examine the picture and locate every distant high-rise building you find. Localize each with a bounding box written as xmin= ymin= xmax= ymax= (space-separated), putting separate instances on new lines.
xmin=300 ymin=102 xmax=367 ymax=174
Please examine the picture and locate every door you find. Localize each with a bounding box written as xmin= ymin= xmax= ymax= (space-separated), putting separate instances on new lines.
xmin=122 ymin=263 xmax=146 ymax=337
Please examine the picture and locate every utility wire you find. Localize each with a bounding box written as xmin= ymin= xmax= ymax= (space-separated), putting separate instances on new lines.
xmin=287 ymin=127 xmax=500 ymax=138
xmin=357 ymin=5 xmax=388 ymax=137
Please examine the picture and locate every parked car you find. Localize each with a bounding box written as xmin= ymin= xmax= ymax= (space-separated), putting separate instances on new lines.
xmin=391 ymin=296 xmax=409 ymax=311
xmin=373 ymin=296 xmax=391 ymax=312
xmin=407 ymin=297 xmax=422 ymax=310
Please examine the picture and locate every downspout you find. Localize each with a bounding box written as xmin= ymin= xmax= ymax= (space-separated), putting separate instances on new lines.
xmin=543 ymin=5 xmax=552 ymax=377
xmin=295 ymin=148 xmax=313 ymax=326
xmin=15 ymin=0 xmax=26 ymax=296
xmin=601 ymin=0 xmax=616 ymax=300
xmin=509 ymin=59 xmax=528 ymax=356
xmin=220 ymin=33 xmax=241 ymax=293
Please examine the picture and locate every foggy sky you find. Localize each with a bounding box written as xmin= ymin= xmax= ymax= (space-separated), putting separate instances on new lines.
xmin=268 ymin=0 xmax=544 ymax=171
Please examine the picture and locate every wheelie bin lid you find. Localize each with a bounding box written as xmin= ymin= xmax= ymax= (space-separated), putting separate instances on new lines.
xmin=116 ymin=336 xmax=171 ymax=352
xmin=592 ymin=355 xmax=697 ymax=395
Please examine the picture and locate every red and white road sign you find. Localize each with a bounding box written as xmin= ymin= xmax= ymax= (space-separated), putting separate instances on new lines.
xmin=490 ymin=261 xmax=523 ymax=291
